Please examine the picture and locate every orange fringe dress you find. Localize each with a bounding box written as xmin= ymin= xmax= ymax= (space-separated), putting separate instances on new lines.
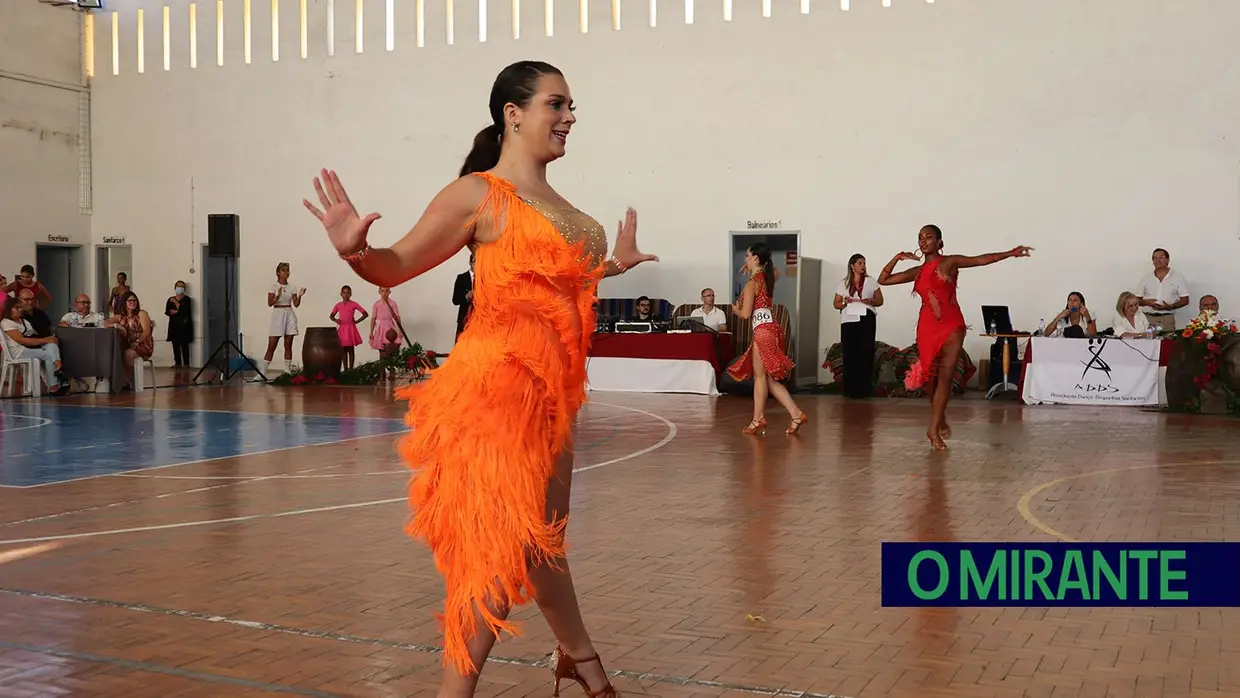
xmin=727 ymin=276 xmax=795 ymax=382
xmin=394 ymin=172 xmax=607 ymax=675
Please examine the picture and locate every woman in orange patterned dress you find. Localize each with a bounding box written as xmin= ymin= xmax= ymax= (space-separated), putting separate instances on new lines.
xmin=302 ymin=61 xmax=656 ymax=698
xmin=877 ymin=225 xmax=1031 ymax=450
xmin=727 ymin=242 xmax=807 ymax=436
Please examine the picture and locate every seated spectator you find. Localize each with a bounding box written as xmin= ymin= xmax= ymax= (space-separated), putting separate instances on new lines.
xmin=687 ymin=288 xmax=727 ymax=330
xmin=17 ymin=288 xmax=53 ymax=338
xmin=628 ymin=296 xmax=659 ymax=322
xmin=60 ymin=294 xmax=106 ymax=328
xmin=1 ymin=296 xmax=69 ymax=396
xmin=1112 ymin=291 xmax=1151 ymax=338
xmin=1199 ymin=295 xmax=1220 ymax=316
xmin=6 ymin=264 xmax=52 ymax=309
xmin=0 ymin=274 xmax=9 ymax=298
xmin=106 ymin=291 xmax=154 ymax=389
xmin=1046 ymin=291 xmax=1096 ymax=338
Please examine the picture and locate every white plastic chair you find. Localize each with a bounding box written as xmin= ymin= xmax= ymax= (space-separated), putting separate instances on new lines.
xmin=133 ymin=356 xmax=157 ymax=391
xmin=0 ymin=341 xmax=41 ymax=398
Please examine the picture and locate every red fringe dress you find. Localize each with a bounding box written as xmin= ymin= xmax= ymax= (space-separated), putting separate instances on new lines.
xmin=393 ymin=173 xmax=606 ymax=675
xmin=904 ymin=257 xmax=967 ymax=390
xmin=727 ymin=277 xmax=795 ymax=381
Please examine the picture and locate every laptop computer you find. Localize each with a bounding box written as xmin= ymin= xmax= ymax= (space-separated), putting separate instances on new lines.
xmin=981 ymin=305 xmax=1026 ymax=335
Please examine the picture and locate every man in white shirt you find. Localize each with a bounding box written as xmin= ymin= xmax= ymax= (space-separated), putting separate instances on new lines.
xmin=688 ymin=288 xmax=728 ymax=331
xmin=1136 ymin=248 xmax=1189 ymax=332
xmin=59 ymin=294 xmax=106 ymax=328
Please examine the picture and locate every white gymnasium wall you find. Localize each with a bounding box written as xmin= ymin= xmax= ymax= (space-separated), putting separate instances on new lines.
xmin=89 ymin=0 xmax=1240 ymax=376
xmin=1 ymin=0 xmax=90 ymax=295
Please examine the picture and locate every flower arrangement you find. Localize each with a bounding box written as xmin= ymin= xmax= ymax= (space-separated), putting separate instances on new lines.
xmin=1168 ymin=312 xmax=1239 ymax=413
xmin=271 ymin=343 xmax=440 ymax=386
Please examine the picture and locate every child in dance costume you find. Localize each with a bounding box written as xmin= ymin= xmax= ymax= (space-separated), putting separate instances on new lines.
xmin=263 ymin=262 xmax=305 ymax=376
xmin=330 ymin=285 xmax=368 ymax=371
xmin=878 ymin=224 xmax=1031 ymax=450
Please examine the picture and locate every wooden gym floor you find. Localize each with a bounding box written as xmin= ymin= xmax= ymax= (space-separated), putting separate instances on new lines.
xmin=0 ymin=385 xmax=1238 ymax=697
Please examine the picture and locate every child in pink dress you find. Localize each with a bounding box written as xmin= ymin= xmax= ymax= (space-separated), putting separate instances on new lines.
xmin=369 ymin=287 xmax=403 ymax=353
xmin=330 ymin=285 xmax=368 ymax=371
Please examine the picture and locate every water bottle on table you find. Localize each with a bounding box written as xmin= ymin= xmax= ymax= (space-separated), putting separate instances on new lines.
xmin=1037 ymin=318 xmax=1046 ymax=337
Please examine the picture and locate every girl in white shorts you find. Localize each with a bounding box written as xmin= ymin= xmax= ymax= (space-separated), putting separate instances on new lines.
xmin=263 ymin=262 xmax=305 ymax=375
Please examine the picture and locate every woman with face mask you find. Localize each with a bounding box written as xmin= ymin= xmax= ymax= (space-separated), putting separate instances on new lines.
xmin=165 ymin=280 xmax=194 ymax=368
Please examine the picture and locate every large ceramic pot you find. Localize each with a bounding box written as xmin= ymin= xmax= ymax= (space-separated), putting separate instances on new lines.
xmin=302 ymin=327 xmax=343 ymax=378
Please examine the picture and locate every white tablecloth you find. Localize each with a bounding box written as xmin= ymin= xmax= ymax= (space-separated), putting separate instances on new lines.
xmin=586 ymin=357 xmax=720 ymax=395
xmin=1022 ymin=337 xmax=1164 ymax=406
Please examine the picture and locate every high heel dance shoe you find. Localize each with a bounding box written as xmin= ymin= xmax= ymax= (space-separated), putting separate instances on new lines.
xmin=742 ymin=417 xmax=767 ymax=435
xmin=786 ymin=412 xmax=807 ymax=435
xmin=552 ymin=646 xmax=617 ymax=697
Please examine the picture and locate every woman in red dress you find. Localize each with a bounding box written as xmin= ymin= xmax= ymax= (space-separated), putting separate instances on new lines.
xmin=727 ymin=242 xmax=807 ymax=435
xmin=878 ymin=225 xmax=1031 ymax=449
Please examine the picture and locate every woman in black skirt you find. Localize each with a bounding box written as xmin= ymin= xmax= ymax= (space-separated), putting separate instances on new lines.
xmin=165 ymin=280 xmax=194 ymax=367
xmin=833 ymin=253 xmax=883 ymax=398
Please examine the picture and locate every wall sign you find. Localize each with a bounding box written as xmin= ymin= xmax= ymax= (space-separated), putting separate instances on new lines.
xmin=102 ymin=236 xmax=126 ymax=244
xmin=46 ymin=235 xmax=71 ymax=243
xmin=747 ymin=220 xmax=782 ymax=230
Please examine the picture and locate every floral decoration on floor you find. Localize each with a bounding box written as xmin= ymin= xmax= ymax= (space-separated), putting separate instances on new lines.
xmin=1169 ymin=312 xmax=1239 ymax=413
xmin=271 ymin=343 xmax=440 ymax=386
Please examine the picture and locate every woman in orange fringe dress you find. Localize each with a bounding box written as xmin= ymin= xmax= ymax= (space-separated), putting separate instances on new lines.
xmin=302 ymin=61 xmax=657 ymax=698
xmin=726 ymin=242 xmax=807 ymax=436
xmin=877 ymin=224 xmax=1031 ymax=450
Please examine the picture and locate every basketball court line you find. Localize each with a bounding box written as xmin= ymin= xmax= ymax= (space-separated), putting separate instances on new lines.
xmin=0 ymin=586 xmax=854 ymax=698
xmin=0 ymin=401 xmax=677 ymax=545
xmin=0 ymin=415 xmax=52 ymax=433
xmin=1016 ymin=458 xmax=1240 ymax=541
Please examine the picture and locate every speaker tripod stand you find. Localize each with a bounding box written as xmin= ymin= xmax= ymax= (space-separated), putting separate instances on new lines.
xmin=193 ymin=254 xmax=266 ymax=385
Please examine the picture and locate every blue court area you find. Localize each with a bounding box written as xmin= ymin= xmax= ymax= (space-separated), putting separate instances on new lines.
xmin=0 ymin=404 xmax=408 ymax=487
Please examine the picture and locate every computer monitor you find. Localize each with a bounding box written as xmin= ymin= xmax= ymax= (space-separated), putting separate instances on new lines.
xmin=981 ymin=305 xmax=1016 ymax=335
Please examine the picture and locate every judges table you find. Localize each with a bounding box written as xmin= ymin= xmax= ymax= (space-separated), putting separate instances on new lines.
xmin=588 ymin=332 xmax=734 ymax=395
xmin=54 ymin=326 xmax=126 ymax=394
xmin=1020 ymin=336 xmax=1172 ymax=406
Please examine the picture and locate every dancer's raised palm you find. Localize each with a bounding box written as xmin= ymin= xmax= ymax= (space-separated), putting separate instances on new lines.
xmin=302 ymin=169 xmax=382 ymax=256
xmin=612 ymin=207 xmax=658 ymax=269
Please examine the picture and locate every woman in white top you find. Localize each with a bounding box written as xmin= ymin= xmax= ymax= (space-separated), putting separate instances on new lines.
xmin=1 ymin=297 xmax=68 ymax=396
xmin=1046 ymin=291 xmax=1097 ymax=338
xmin=832 ymin=254 xmax=884 ymax=398
xmin=1112 ymin=291 xmax=1151 ymax=338
xmin=263 ymin=261 xmax=306 ymax=373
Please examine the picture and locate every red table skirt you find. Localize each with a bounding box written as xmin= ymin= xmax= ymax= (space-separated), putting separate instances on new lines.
xmin=590 ymin=332 xmax=735 ymax=376
xmin=1017 ymin=338 xmax=1176 ymax=392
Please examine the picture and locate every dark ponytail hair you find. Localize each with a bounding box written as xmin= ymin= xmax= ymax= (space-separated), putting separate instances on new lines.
xmin=459 ymin=60 xmax=564 ymax=177
xmin=749 ymin=242 xmax=775 ymax=296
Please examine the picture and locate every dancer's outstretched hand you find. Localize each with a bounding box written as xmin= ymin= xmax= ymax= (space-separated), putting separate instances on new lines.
xmin=897 ymin=251 xmax=922 ymax=262
xmin=303 ymin=169 xmax=382 ymax=256
xmin=612 ymin=208 xmax=658 ymax=269
xmin=1010 ymin=246 xmax=1034 ymax=258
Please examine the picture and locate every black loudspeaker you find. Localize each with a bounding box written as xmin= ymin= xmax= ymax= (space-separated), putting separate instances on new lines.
xmin=207 ymin=214 xmax=240 ymax=258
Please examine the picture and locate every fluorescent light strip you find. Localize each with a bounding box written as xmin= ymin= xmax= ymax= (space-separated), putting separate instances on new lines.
xmin=579 ymin=0 xmax=587 ymax=32
xmin=648 ymin=0 xmax=655 ymax=26
xmin=300 ymin=0 xmax=307 ymax=57
xmin=83 ymin=12 xmax=95 ymax=77
xmin=544 ymin=0 xmax=552 ymax=36
xmin=512 ymin=0 xmax=520 ymax=38
xmin=162 ymin=7 xmax=170 ymax=70
xmin=272 ymin=0 xmax=279 ymax=61
xmin=761 ymin=0 xmax=769 ymax=17
xmin=387 ymin=0 xmax=395 ymax=49
xmin=479 ymin=0 xmax=487 ymax=41
xmin=110 ymin=11 xmax=118 ymax=74
xmin=446 ymin=0 xmax=453 ymax=44
xmin=416 ymin=0 xmax=424 ymax=46
xmin=244 ymin=0 xmax=251 ymax=64
xmin=217 ymin=0 xmax=224 ymax=65
xmin=189 ymin=3 xmax=197 ymax=68
xmin=684 ymin=0 xmax=691 ymax=24
xmin=611 ymin=0 xmax=619 ymax=29
xmin=723 ymin=0 xmax=731 ymax=21
xmin=356 ymin=0 xmax=363 ymax=52
xmin=327 ymin=0 xmax=335 ymax=55
xmin=136 ymin=9 xmax=144 ymax=73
